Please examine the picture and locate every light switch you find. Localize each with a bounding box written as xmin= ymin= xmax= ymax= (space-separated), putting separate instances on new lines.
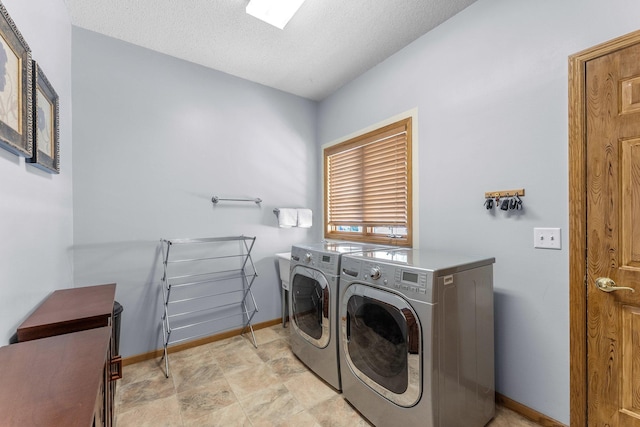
xmin=533 ymin=228 xmax=561 ymax=250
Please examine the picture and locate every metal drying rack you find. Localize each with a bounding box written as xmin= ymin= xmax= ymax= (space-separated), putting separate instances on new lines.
xmin=159 ymin=236 xmax=259 ymax=377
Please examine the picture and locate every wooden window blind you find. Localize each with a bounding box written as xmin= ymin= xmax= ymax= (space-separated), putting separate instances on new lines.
xmin=324 ymin=117 xmax=412 ymax=246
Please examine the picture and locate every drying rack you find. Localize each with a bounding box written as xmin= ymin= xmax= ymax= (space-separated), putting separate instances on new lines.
xmin=159 ymin=236 xmax=259 ymax=377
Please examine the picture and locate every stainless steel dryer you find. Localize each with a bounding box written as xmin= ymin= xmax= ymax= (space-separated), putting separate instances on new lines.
xmin=339 ymin=249 xmax=495 ymax=427
xmin=288 ymin=241 xmax=394 ymax=390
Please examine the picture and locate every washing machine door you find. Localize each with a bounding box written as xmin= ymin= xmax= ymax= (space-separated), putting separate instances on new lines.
xmin=290 ymin=265 xmax=331 ymax=348
xmin=341 ymin=283 xmax=422 ymax=407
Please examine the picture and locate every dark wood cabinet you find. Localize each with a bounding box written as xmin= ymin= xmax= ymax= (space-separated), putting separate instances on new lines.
xmin=0 ymin=327 xmax=112 ymax=427
xmin=13 ymin=283 xmax=120 ymax=426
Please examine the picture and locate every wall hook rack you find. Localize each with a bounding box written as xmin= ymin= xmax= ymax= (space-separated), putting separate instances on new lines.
xmin=484 ymin=188 xmax=525 ymax=211
xmin=484 ymin=188 xmax=525 ymax=199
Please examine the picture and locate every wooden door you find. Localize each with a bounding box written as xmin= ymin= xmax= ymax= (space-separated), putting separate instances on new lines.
xmin=586 ymin=41 xmax=640 ymax=426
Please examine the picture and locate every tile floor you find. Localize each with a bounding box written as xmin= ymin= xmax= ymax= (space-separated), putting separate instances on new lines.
xmin=115 ymin=325 xmax=541 ymax=427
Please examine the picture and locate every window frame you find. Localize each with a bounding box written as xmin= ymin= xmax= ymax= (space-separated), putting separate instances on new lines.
xmin=323 ymin=117 xmax=413 ymax=247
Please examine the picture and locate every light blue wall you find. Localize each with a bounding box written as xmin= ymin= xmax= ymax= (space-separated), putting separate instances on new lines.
xmin=71 ymin=28 xmax=319 ymax=358
xmin=317 ymin=0 xmax=640 ymax=423
xmin=0 ymin=0 xmax=72 ymax=344
xmin=5 ymin=0 xmax=640 ymax=423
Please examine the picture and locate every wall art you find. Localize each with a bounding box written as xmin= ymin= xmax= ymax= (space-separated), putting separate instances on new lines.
xmin=27 ymin=62 xmax=58 ymax=173
xmin=0 ymin=3 xmax=32 ymax=157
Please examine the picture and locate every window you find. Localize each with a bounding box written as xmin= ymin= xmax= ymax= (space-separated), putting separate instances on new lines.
xmin=324 ymin=117 xmax=412 ymax=246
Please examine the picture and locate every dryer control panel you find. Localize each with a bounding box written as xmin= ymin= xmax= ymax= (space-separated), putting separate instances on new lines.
xmin=341 ymin=256 xmax=435 ymax=303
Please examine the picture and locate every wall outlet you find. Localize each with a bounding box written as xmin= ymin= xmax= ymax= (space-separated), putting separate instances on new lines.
xmin=533 ymin=227 xmax=561 ymax=250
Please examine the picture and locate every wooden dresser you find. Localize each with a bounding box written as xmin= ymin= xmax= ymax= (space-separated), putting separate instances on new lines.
xmin=17 ymin=283 xmax=116 ymax=341
xmin=0 ymin=327 xmax=112 ymax=426
xmin=10 ymin=283 xmax=120 ymax=426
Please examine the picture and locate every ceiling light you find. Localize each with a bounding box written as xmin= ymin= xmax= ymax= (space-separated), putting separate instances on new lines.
xmin=246 ymin=0 xmax=306 ymax=30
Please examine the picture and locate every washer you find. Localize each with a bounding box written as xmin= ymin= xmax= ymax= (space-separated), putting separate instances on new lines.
xmin=288 ymin=241 xmax=394 ymax=390
xmin=339 ymin=249 xmax=495 ymax=427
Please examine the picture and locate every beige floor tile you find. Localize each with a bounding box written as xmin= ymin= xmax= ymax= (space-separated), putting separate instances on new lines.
xmin=120 ymin=357 xmax=166 ymax=387
xmin=247 ymin=325 xmax=284 ymax=345
xmin=171 ymin=357 xmax=224 ymax=394
xmin=116 ymin=374 xmax=176 ymax=414
xmin=213 ymin=344 xmax=264 ymax=375
xmin=177 ymin=378 xmax=238 ymax=423
xmin=251 ymin=409 xmax=322 ymax=427
xmin=207 ymin=335 xmax=250 ymax=356
xmin=255 ymin=336 xmax=292 ymax=362
xmin=487 ymin=405 xmax=541 ymax=427
xmin=308 ymin=395 xmax=373 ymax=427
xmin=238 ymin=383 xmax=306 ymax=425
xmin=271 ymin=324 xmax=293 ymax=340
xmin=284 ymin=371 xmax=337 ymax=409
xmin=225 ymin=363 xmax=281 ymax=400
xmin=169 ymin=344 xmax=213 ymax=364
xmin=116 ymin=326 xmax=543 ymax=427
xmin=116 ymin=395 xmax=183 ymax=427
xmin=266 ymin=352 xmax=310 ymax=382
xmin=183 ymin=401 xmax=251 ymax=427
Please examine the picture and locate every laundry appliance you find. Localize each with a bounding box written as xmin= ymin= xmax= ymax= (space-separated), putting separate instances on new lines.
xmin=288 ymin=241 xmax=396 ymax=390
xmin=339 ymin=249 xmax=495 ymax=427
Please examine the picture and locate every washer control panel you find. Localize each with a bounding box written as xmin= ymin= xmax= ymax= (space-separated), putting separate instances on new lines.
xmin=291 ymin=246 xmax=339 ymax=275
xmin=341 ymin=256 xmax=434 ymax=303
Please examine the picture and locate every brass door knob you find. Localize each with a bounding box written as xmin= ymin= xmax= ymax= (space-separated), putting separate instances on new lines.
xmin=595 ymin=277 xmax=635 ymax=293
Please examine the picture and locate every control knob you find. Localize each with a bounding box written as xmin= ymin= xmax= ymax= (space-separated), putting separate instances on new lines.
xmin=370 ymin=266 xmax=381 ymax=280
xmin=304 ymin=252 xmax=312 ymax=263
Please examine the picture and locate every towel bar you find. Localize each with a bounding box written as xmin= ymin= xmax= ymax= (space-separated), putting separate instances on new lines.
xmin=211 ymin=196 xmax=262 ymax=204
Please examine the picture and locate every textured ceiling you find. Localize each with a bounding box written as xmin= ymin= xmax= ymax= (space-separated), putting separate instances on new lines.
xmin=63 ymin=0 xmax=477 ymax=101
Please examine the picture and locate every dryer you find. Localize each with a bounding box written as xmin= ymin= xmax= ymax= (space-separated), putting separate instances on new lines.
xmin=288 ymin=241 xmax=394 ymax=390
xmin=339 ymin=249 xmax=495 ymax=427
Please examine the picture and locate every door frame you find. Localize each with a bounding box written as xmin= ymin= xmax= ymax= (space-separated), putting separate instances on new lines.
xmin=569 ymin=28 xmax=640 ymax=427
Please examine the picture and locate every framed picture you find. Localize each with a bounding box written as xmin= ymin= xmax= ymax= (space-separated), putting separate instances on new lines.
xmin=27 ymin=62 xmax=59 ymax=173
xmin=0 ymin=3 xmax=32 ymax=157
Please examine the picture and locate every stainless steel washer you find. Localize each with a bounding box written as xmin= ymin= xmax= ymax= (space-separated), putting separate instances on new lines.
xmin=339 ymin=249 xmax=495 ymax=427
xmin=288 ymin=241 xmax=393 ymax=390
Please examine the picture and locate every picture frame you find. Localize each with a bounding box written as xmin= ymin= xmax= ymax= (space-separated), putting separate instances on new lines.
xmin=0 ymin=3 xmax=32 ymax=157
xmin=27 ymin=62 xmax=59 ymax=173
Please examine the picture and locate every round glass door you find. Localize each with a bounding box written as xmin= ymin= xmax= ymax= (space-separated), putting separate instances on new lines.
xmin=290 ymin=266 xmax=331 ymax=348
xmin=341 ymin=283 xmax=421 ymax=407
